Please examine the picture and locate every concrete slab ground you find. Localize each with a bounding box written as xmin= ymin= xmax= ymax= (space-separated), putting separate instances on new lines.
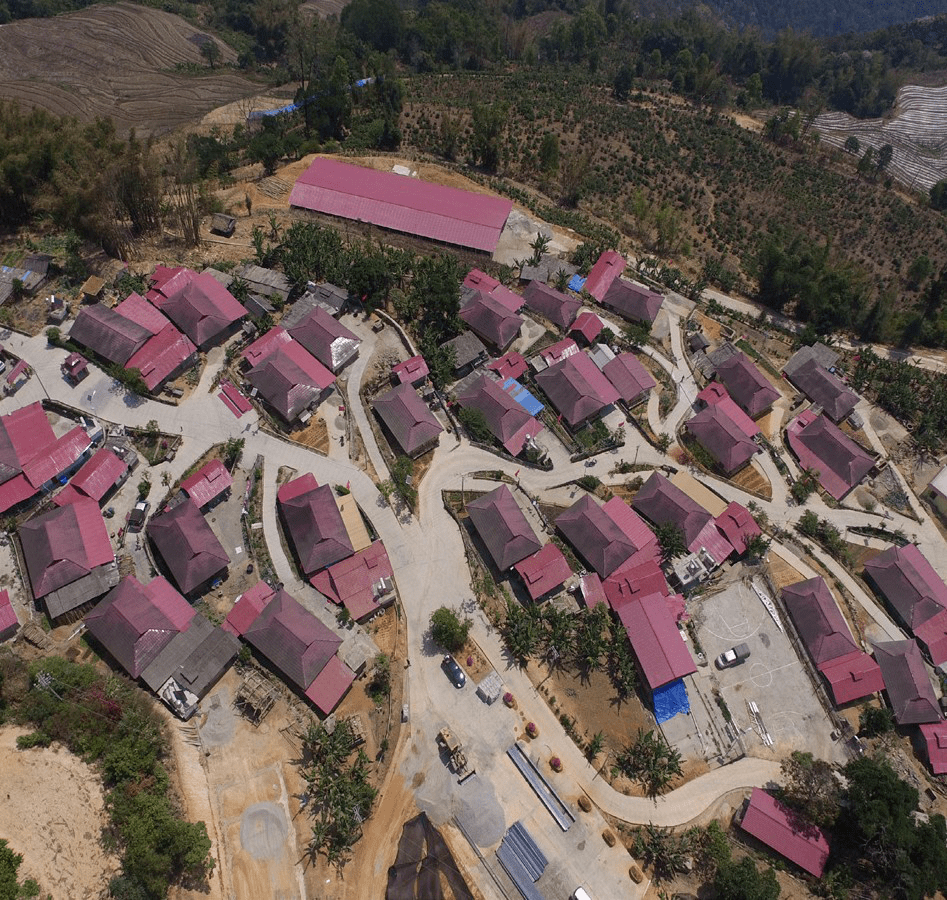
xmin=692 ymin=577 xmax=846 ymax=764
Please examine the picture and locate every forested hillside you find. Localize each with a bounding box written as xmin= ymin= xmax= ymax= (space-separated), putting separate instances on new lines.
xmin=698 ymin=0 xmax=947 ymax=38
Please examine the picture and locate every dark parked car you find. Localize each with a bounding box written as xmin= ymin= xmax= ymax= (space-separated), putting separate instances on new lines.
xmin=441 ymin=655 xmax=466 ymax=688
xmin=128 ymin=500 xmax=150 ymax=532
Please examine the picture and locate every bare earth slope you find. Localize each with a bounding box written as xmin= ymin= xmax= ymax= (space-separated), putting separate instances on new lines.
xmin=0 ymin=2 xmax=258 ymax=135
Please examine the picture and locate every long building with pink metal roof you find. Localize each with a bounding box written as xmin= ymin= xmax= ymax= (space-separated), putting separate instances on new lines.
xmin=289 ymin=158 xmax=512 ymax=254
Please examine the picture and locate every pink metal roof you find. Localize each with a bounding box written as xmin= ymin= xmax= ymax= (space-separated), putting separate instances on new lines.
xmin=617 ymin=592 xmax=697 ymax=689
xmin=464 ymin=269 xmax=524 ymax=312
xmin=277 ymin=472 xmax=319 ymax=504
xmin=0 ymin=589 xmax=17 ymax=636
xmin=713 ymin=502 xmax=762 ymax=556
xmin=921 ymin=721 xmax=947 ymax=774
xmin=222 ymin=581 xmax=275 ymax=636
xmin=311 ymin=541 xmax=394 ymax=621
xmin=488 ymin=351 xmax=528 ymax=381
xmin=689 ymin=519 xmax=735 ymax=563
xmin=20 ymin=497 xmax=114 ymax=599
xmin=602 ymin=496 xmax=660 ymax=558
xmin=0 ymin=474 xmax=35 ymax=513
xmin=513 ymin=543 xmax=572 ymax=601
xmin=181 ymin=459 xmax=233 ymax=509
xmin=392 ymin=355 xmax=429 ymax=385
xmin=584 ymin=251 xmax=625 ymax=301
xmin=304 ymin=654 xmax=356 ymax=714
xmin=2 ymin=401 xmax=55 ymax=465
xmin=6 ymin=360 xmax=27 ymax=384
xmin=242 ymin=326 xmax=292 ymax=367
xmin=741 ymin=789 xmax=829 ymax=877
xmin=290 ymin=158 xmax=512 ymax=253
xmin=697 ymin=382 xmax=760 ymax=438
xmin=602 ymin=353 xmax=656 ymax=404
xmin=539 ymin=338 xmax=579 ymax=366
xmin=22 ymin=426 xmax=90 ymax=489
xmin=115 ymin=291 xmax=171 ymax=335
xmin=127 ymin=325 xmax=196 ymax=391
xmin=57 ymin=448 xmax=127 ymax=504
xmin=787 ymin=410 xmax=874 ymax=500
xmin=570 ymin=312 xmax=604 ymax=343
xmin=220 ymin=380 xmax=252 ymax=416
xmin=603 ymin=560 xmax=668 ymax=613
xmin=535 ymin=352 xmax=621 ymax=426
xmin=914 ymin=609 xmax=947 ymax=666
xmin=819 ymin=650 xmax=885 ymax=705
xmin=580 ymin=573 xmax=607 ymax=608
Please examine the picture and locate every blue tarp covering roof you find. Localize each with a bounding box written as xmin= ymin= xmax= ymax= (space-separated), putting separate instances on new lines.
xmin=248 ymin=78 xmax=374 ymax=120
xmin=501 ymin=378 xmax=544 ymax=416
xmin=653 ymin=678 xmax=690 ymax=723
xmin=568 ymin=274 xmax=586 ymax=292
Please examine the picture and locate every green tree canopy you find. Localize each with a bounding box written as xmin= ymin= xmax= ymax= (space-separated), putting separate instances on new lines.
xmin=430 ymin=606 xmax=471 ymax=653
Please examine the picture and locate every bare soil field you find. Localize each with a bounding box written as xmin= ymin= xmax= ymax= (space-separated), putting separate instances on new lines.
xmin=0 ymin=3 xmax=258 ymax=135
xmin=729 ymin=459 xmax=773 ymax=500
xmin=0 ymin=725 xmax=121 ymax=899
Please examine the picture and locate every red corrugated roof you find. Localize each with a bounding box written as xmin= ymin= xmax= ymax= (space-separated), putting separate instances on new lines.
xmin=603 ymin=560 xmax=668 ymax=613
xmin=921 ymin=721 xmax=947 ymax=774
xmin=181 ymin=459 xmax=233 ymax=509
xmin=290 ymin=158 xmax=512 ymax=253
xmin=602 ymin=496 xmax=660 ymax=558
xmin=914 ymin=610 xmax=947 ymax=666
xmin=59 ymin=448 xmax=127 ymax=504
xmin=310 ymin=541 xmax=394 ymax=621
xmin=697 ymin=382 xmax=760 ymax=438
xmin=787 ymin=411 xmax=874 ymax=500
xmin=2 ymin=401 xmax=55 ymax=465
xmin=220 ymin=380 xmax=252 ymax=415
xmin=535 ymin=352 xmax=620 ymax=426
xmin=580 ymin=573 xmax=607 ymax=608
xmin=539 ymin=338 xmax=579 ymax=366
xmin=22 ymin=426 xmax=90 ymax=489
xmin=6 ymin=360 xmax=27 ymax=384
xmin=570 ymin=312 xmax=604 ymax=343
xmin=583 ymin=251 xmax=625 ymax=301
xmin=277 ymin=472 xmax=319 ymax=504
xmin=464 ymin=269 xmax=524 ymax=312
xmin=488 ymin=351 xmax=528 ymax=381
xmin=602 ymin=353 xmax=656 ymax=404
xmin=222 ymin=581 xmax=275 ymax=636
xmin=513 ymin=543 xmax=572 ymax=601
xmin=617 ymin=592 xmax=696 ymax=689
xmin=714 ymin=502 xmax=762 ymax=555
xmin=392 ymin=355 xmax=429 ymax=385
xmin=304 ymin=654 xmax=355 ymax=715
xmin=127 ymin=324 xmax=196 ymax=391
xmin=115 ymin=291 xmax=171 ymax=335
xmin=741 ymin=789 xmax=829 ymax=877
xmin=0 ymin=589 xmax=17 ymax=636
xmin=242 ymin=326 xmax=292 ymax=367
xmin=689 ymin=519 xmax=734 ymax=564
xmin=0 ymin=474 xmax=36 ymax=513
xmin=819 ymin=650 xmax=885 ymax=705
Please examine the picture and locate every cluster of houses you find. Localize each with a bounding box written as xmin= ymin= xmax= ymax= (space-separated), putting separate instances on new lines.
xmin=0 ymin=382 xmax=395 ymax=721
xmin=458 ymin=471 xmax=763 ymax=721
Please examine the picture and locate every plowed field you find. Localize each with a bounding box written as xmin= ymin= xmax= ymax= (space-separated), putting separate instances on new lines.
xmin=0 ymin=2 xmax=258 ymax=134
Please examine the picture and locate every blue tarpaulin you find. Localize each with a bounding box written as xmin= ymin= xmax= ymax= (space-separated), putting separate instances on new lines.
xmin=501 ymin=378 xmax=544 ymax=416
xmin=568 ymin=274 xmax=586 ymax=292
xmin=248 ymin=78 xmax=375 ymax=120
xmin=653 ymin=679 xmax=690 ymax=723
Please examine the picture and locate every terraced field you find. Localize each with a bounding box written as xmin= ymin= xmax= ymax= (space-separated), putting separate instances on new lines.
xmin=0 ymin=2 xmax=259 ymax=135
xmin=816 ymin=84 xmax=947 ymax=192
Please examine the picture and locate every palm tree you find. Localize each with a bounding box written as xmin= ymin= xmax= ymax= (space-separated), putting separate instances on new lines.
xmin=502 ymin=598 xmax=540 ymax=665
xmin=586 ymin=730 xmax=605 ymax=761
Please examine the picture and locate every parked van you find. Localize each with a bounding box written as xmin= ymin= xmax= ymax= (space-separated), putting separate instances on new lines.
xmin=572 ymin=889 xmax=592 ymax=900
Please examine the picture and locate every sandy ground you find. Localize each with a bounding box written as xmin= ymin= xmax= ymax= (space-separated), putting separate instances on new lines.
xmin=0 ymin=725 xmax=121 ymax=899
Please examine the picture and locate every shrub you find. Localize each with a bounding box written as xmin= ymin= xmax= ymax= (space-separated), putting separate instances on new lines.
xmin=430 ymin=606 xmax=471 ymax=652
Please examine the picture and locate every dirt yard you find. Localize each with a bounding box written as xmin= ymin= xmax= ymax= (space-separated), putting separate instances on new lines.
xmin=0 ymin=725 xmax=121 ymax=899
xmin=0 ymin=3 xmax=258 ymax=135
xmin=729 ymin=459 xmax=773 ymax=500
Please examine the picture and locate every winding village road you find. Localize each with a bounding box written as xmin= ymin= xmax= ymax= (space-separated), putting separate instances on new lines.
xmin=2 ymin=284 xmax=946 ymax=899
